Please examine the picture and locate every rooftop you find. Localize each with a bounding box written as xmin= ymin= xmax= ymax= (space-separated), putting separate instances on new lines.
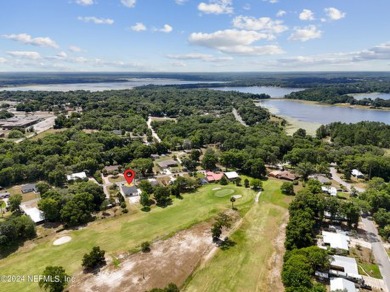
xmin=225 ymin=171 xmax=239 ymax=179
xmin=206 ymin=171 xmax=224 ymax=182
xmin=157 ymin=160 xmax=178 ymax=168
xmin=330 ymin=277 xmax=357 ymax=292
xmin=20 ymin=206 xmax=45 ymax=224
xmin=322 ymin=231 xmax=350 ymax=250
xmin=66 ymin=171 xmax=87 ymax=181
xmin=331 ymin=255 xmax=359 ymax=275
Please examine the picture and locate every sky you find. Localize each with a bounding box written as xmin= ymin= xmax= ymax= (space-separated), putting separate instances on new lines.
xmin=0 ymin=0 xmax=389 ymax=72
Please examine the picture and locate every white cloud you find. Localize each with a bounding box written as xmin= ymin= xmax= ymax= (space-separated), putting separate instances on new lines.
xmin=232 ymin=16 xmax=288 ymax=35
xmin=131 ymin=22 xmax=147 ymax=32
xmin=121 ymin=0 xmax=136 ymax=8
xmin=175 ymin=0 xmax=188 ymax=4
xmin=289 ymin=25 xmax=322 ymax=42
xmin=156 ymin=24 xmax=173 ymax=33
xmin=243 ymin=4 xmax=251 ymax=11
xmin=189 ymin=29 xmax=284 ymax=55
xmin=7 ymin=51 xmax=41 ymax=59
xmin=2 ymin=33 xmax=58 ymax=48
xmin=78 ymin=16 xmax=114 ymax=25
xmin=324 ymin=7 xmax=346 ymax=21
xmin=299 ymin=9 xmax=315 ymax=21
xmin=69 ymin=46 xmax=82 ymax=52
xmin=75 ymin=0 xmax=94 ymax=6
xmin=166 ymin=53 xmax=233 ymax=62
xmin=0 ymin=57 xmax=7 ymax=63
xmin=353 ymin=42 xmax=390 ymax=61
xmin=198 ymin=0 xmax=233 ymax=15
xmin=263 ymin=0 xmax=278 ymax=3
xmin=276 ymin=10 xmax=286 ymax=17
xmin=57 ymin=51 xmax=68 ymax=58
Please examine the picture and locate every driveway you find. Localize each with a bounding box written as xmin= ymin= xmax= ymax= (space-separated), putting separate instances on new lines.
xmin=329 ymin=167 xmax=365 ymax=193
xmin=362 ymin=217 xmax=390 ymax=292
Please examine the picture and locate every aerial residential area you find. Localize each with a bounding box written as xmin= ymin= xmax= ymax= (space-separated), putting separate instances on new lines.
xmin=1 ymin=0 xmax=390 ymax=292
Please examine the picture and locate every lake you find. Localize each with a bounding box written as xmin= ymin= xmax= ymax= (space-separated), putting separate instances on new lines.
xmin=211 ymin=86 xmax=304 ymax=98
xmin=351 ymin=92 xmax=390 ymax=100
xmin=257 ymin=99 xmax=390 ymax=135
xmin=0 ymin=78 xmax=221 ymax=92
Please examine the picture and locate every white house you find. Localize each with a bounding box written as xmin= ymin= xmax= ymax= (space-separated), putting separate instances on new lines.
xmin=66 ymin=171 xmax=87 ymax=181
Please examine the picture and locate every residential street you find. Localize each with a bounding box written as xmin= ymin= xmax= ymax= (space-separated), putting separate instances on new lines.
xmin=361 ymin=217 xmax=390 ymax=292
xmin=147 ymin=116 xmax=162 ymax=143
xmin=330 ymin=167 xmax=389 ymax=291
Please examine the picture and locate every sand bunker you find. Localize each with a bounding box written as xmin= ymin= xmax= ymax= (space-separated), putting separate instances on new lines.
xmin=53 ymin=236 xmax=72 ymax=246
xmin=232 ymin=195 xmax=242 ymax=199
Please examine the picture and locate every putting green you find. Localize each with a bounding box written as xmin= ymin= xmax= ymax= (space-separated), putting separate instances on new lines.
xmin=214 ymin=188 xmax=235 ymax=197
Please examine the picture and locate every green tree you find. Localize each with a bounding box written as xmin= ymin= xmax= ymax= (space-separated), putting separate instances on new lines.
xmin=130 ymin=158 xmax=154 ymax=177
xmin=138 ymin=180 xmax=154 ymax=195
xmin=0 ymin=200 xmax=5 ymax=217
xmin=201 ymin=148 xmax=218 ymax=170
xmin=38 ymin=198 xmax=61 ymax=222
xmin=9 ymin=194 xmax=22 ymax=213
xmin=251 ymin=178 xmax=262 ymax=190
xmin=141 ymin=241 xmax=151 ymax=252
xmin=39 ymin=266 xmax=70 ymax=292
xmin=244 ymin=178 xmax=250 ymax=188
xmin=281 ymin=182 xmax=295 ymax=195
xmin=154 ymin=186 xmax=171 ymax=207
xmin=82 ymin=246 xmax=106 ymax=270
xmin=140 ymin=193 xmax=150 ymax=211
xmin=230 ymin=196 xmax=236 ymax=209
xmin=296 ymin=162 xmax=316 ymax=181
xmin=220 ymin=176 xmax=228 ymax=185
xmin=36 ymin=182 xmax=51 ymax=195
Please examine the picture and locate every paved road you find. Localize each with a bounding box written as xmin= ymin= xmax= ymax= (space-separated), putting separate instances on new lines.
xmin=329 ymin=167 xmax=366 ymax=193
xmin=232 ymin=108 xmax=248 ymax=127
xmin=362 ymin=217 xmax=390 ymax=292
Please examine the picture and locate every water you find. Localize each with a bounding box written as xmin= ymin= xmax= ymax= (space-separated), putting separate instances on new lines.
xmin=1 ymin=78 xmax=221 ymax=92
xmin=258 ymin=99 xmax=390 ymax=125
xmin=351 ymin=92 xmax=390 ymax=100
xmin=212 ymin=86 xmax=304 ymax=98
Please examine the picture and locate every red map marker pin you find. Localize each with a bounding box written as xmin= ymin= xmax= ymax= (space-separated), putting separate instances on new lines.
xmin=124 ymin=169 xmax=136 ymax=185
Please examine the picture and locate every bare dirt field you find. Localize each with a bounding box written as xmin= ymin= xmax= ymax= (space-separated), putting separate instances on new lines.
xmin=69 ymin=221 xmax=218 ymax=292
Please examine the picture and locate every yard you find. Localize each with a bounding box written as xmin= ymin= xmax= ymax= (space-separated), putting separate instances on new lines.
xmin=183 ymin=179 xmax=292 ymax=292
xmin=0 ymin=183 xmax=255 ymax=292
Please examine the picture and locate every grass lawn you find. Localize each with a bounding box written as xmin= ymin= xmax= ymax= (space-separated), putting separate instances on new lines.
xmin=29 ymin=129 xmax=65 ymax=141
xmin=0 ymin=183 xmax=255 ymax=292
xmin=183 ymin=179 xmax=292 ymax=292
xmin=108 ymin=175 xmax=125 ymax=184
xmin=358 ymin=263 xmax=382 ymax=279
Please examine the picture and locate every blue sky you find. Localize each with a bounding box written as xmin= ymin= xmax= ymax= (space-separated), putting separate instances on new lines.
xmin=0 ymin=0 xmax=389 ymax=72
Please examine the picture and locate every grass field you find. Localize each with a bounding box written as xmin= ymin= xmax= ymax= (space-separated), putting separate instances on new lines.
xmin=183 ymin=179 xmax=292 ymax=292
xmin=29 ymin=129 xmax=65 ymax=141
xmin=358 ymin=263 xmax=382 ymax=279
xmin=0 ymin=184 xmax=255 ymax=292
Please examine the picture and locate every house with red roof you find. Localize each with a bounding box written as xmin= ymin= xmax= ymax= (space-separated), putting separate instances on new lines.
xmin=206 ymin=171 xmax=224 ymax=182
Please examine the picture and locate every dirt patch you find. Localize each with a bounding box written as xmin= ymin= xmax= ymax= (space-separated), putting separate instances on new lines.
xmin=53 ymin=236 xmax=72 ymax=246
xmin=266 ymin=212 xmax=289 ymax=292
xmin=69 ymin=222 xmax=215 ymax=292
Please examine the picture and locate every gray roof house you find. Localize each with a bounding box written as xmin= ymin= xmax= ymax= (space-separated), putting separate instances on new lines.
xmin=21 ymin=184 xmax=38 ymax=194
xmin=121 ymin=185 xmax=141 ymax=197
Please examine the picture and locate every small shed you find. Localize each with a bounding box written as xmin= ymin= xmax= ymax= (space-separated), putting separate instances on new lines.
xmin=225 ymin=171 xmax=239 ymax=180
